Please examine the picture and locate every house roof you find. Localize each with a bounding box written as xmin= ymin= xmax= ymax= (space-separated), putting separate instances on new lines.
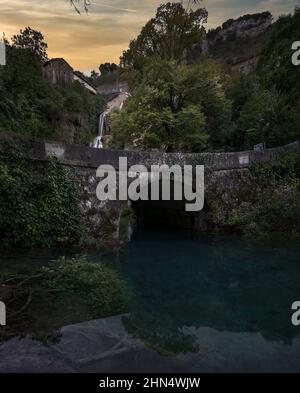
xmin=106 ymin=91 xmax=130 ymax=102
xmin=44 ymin=58 xmax=74 ymax=71
xmin=73 ymin=71 xmax=97 ymax=91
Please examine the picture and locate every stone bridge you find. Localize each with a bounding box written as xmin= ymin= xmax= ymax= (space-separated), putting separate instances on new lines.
xmin=21 ymin=138 xmax=300 ymax=171
xmin=2 ymin=136 xmax=300 ymax=241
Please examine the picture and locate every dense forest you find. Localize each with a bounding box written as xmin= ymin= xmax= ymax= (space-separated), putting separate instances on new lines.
xmin=0 ymin=28 xmax=105 ymax=145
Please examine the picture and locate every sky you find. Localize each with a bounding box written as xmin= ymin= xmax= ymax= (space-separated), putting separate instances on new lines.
xmin=0 ymin=0 xmax=299 ymax=72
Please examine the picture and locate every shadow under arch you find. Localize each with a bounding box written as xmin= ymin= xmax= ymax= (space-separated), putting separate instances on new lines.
xmin=129 ymin=176 xmax=209 ymax=230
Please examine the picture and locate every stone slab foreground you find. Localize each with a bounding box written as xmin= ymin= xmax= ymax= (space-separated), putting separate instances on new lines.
xmin=1 ymin=315 xmax=300 ymax=373
xmin=0 ymin=315 xmax=197 ymax=373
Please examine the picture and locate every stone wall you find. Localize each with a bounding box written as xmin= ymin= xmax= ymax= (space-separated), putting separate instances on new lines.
xmin=1 ymin=134 xmax=299 ymax=239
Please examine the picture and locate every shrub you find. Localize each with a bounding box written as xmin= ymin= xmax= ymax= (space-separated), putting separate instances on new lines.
xmin=227 ymin=151 xmax=300 ymax=235
xmin=0 ymin=143 xmax=85 ymax=248
xmin=0 ymin=255 xmax=128 ymax=340
xmin=42 ymin=255 xmax=128 ymax=316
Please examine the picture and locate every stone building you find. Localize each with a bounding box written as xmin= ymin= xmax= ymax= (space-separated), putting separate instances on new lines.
xmin=44 ymin=58 xmax=97 ymax=95
xmin=106 ymin=91 xmax=130 ymax=113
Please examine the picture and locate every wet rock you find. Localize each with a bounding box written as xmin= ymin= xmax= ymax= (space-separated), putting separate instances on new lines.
xmin=0 ymin=336 xmax=77 ymax=373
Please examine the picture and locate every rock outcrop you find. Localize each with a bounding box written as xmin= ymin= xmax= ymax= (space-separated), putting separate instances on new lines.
xmin=203 ymin=12 xmax=272 ymax=74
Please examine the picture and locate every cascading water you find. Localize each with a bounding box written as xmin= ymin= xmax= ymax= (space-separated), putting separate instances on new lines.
xmin=98 ymin=111 xmax=108 ymax=138
xmin=91 ymin=111 xmax=108 ymax=149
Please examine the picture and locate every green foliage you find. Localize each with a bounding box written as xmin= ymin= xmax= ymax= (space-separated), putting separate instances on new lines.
xmin=251 ymin=151 xmax=300 ymax=183
xmin=0 ymin=46 xmax=59 ymax=138
xmin=11 ymin=27 xmax=48 ymax=62
xmin=226 ymin=71 xmax=299 ymax=150
xmin=210 ymin=9 xmax=300 ymax=151
xmin=228 ymin=152 xmax=300 ymax=235
xmin=237 ymin=84 xmax=286 ymax=149
xmin=42 ymin=255 xmax=128 ymax=316
xmin=110 ymin=58 xmax=231 ymax=152
xmin=121 ymin=2 xmax=208 ymax=70
xmin=91 ymin=71 xmax=119 ymax=88
xmin=229 ymin=187 xmax=300 ymax=236
xmin=251 ymin=8 xmax=300 ymax=147
xmin=0 ymin=144 xmax=85 ymax=248
xmin=117 ymin=6 xmax=300 ymax=153
xmin=0 ymin=255 xmax=128 ymax=340
xmin=0 ymin=44 xmax=105 ymax=144
xmin=257 ymin=8 xmax=300 ymax=99
xmin=58 ymin=81 xmax=105 ymax=145
xmin=99 ymin=62 xmax=118 ymax=74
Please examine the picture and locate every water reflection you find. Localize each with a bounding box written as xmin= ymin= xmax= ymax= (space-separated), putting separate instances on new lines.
xmin=118 ymin=229 xmax=300 ymax=353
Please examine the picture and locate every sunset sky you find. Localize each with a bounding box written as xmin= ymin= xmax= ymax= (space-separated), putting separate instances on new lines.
xmin=0 ymin=0 xmax=299 ymax=72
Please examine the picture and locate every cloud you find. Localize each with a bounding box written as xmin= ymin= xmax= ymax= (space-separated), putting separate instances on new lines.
xmin=0 ymin=0 xmax=298 ymax=71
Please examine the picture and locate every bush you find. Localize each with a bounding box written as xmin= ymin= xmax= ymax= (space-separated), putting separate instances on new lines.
xmin=227 ymin=152 xmax=300 ymax=235
xmin=0 ymin=255 xmax=128 ymax=340
xmin=0 ymin=144 xmax=85 ymax=248
xmin=228 ymin=185 xmax=300 ymax=236
xmin=42 ymin=256 xmax=128 ymax=316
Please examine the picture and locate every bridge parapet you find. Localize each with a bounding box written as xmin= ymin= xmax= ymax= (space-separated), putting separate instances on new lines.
xmin=1 ymin=134 xmax=298 ymax=171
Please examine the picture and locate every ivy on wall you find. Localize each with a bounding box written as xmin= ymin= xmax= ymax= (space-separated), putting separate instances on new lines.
xmin=0 ymin=143 xmax=85 ymax=248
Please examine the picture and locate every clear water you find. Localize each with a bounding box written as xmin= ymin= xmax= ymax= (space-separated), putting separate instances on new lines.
xmin=1 ymin=229 xmax=300 ymax=371
xmin=117 ymin=229 xmax=300 ymax=355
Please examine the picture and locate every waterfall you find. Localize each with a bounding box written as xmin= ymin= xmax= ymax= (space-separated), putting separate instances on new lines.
xmin=98 ymin=111 xmax=108 ymax=138
xmin=91 ymin=111 xmax=107 ymax=148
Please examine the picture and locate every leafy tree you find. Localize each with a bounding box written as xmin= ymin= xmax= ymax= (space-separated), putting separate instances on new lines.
xmin=11 ymin=27 xmax=48 ymax=62
xmin=237 ymin=84 xmax=286 ymax=149
xmin=90 ymin=70 xmax=99 ymax=80
xmin=110 ymin=58 xmax=231 ymax=152
xmin=99 ymin=62 xmax=118 ymax=74
xmin=121 ymin=2 xmax=208 ymax=70
xmin=257 ymin=8 xmax=300 ymax=100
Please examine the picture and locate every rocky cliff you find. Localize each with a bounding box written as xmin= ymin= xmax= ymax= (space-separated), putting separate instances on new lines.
xmin=203 ymin=12 xmax=272 ymax=74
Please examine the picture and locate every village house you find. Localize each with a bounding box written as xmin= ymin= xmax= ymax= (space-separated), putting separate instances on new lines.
xmin=106 ymin=91 xmax=130 ymax=113
xmin=43 ymin=58 xmax=98 ymax=95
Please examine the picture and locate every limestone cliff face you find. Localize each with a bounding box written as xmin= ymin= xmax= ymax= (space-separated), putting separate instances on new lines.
xmin=203 ymin=12 xmax=272 ymax=74
xmin=206 ymin=12 xmax=272 ymax=44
